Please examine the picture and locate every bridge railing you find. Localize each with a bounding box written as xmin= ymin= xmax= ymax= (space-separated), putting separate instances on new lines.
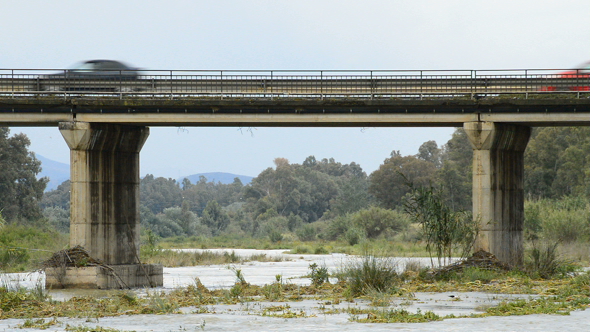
xmin=1 ymin=69 xmax=589 ymax=99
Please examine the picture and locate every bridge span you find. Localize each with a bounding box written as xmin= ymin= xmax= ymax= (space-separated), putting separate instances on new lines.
xmin=1 ymin=68 xmax=589 ymax=288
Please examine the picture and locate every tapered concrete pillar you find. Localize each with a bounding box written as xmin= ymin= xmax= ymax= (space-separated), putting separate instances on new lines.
xmin=464 ymin=122 xmax=531 ymax=266
xmin=47 ymin=122 xmax=162 ymax=289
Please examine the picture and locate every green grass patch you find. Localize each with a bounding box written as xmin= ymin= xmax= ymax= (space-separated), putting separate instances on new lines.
xmin=0 ymin=223 xmax=68 ymax=272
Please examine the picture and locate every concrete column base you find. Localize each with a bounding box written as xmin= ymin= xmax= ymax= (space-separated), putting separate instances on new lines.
xmin=45 ymin=264 xmax=163 ymax=289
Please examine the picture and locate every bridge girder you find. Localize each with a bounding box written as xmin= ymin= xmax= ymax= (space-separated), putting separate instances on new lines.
xmin=1 ymin=96 xmax=590 ymax=127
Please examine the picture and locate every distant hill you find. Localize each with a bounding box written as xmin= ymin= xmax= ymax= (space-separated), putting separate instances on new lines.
xmin=35 ymin=155 xmax=253 ymax=191
xmin=178 ymin=172 xmax=253 ymax=185
xmin=36 ymin=154 xmax=70 ymax=191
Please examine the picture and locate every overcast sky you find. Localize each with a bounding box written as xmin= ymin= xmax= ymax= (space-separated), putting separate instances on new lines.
xmin=2 ymin=1 xmax=589 ymax=178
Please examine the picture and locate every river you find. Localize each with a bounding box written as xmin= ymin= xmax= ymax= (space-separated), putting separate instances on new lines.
xmin=1 ymin=249 xmax=588 ymax=331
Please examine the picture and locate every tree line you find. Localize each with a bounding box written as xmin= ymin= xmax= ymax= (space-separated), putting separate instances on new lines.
xmin=38 ymin=133 xmax=472 ymax=240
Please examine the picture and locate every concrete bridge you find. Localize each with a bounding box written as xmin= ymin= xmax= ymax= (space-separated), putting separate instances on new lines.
xmin=1 ymin=68 xmax=589 ymax=288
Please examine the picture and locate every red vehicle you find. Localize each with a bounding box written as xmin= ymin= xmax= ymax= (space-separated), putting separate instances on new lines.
xmin=541 ymin=61 xmax=590 ymax=91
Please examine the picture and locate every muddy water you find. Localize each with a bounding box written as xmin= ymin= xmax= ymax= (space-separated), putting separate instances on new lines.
xmin=1 ymin=249 xmax=589 ymax=331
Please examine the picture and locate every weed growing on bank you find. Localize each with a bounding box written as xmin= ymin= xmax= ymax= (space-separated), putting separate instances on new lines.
xmin=336 ymin=254 xmax=401 ymax=298
xmin=349 ymin=308 xmax=444 ymax=323
xmin=18 ymin=318 xmax=60 ymax=330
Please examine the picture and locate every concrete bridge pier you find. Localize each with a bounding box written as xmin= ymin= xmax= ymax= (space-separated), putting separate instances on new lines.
xmin=45 ymin=122 xmax=163 ymax=289
xmin=464 ymin=122 xmax=531 ymax=266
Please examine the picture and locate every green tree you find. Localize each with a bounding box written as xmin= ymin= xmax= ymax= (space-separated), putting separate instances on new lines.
xmin=201 ymin=200 xmax=230 ymax=235
xmin=0 ymin=128 xmax=48 ymax=221
xmin=369 ymin=129 xmax=472 ymax=212
xmin=181 ymin=176 xmax=244 ymax=215
xmin=369 ymin=151 xmax=436 ymax=209
xmin=525 ymin=127 xmax=590 ymax=198
xmin=140 ymin=205 xmax=166 ymax=237
xmin=349 ymin=206 xmax=409 ymax=238
xmin=436 ymin=128 xmax=473 ymax=211
xmin=40 ymin=180 xmax=72 ymax=233
xmin=330 ymin=175 xmax=372 ymax=216
xmin=154 ymin=207 xmax=186 ymax=237
xmin=40 ymin=180 xmax=71 ymax=210
xmin=244 ymin=157 xmax=344 ymax=223
xmin=140 ymin=175 xmax=183 ymax=214
xmin=42 ymin=206 xmax=70 ymax=233
xmin=179 ymin=200 xmax=200 ymax=235
xmin=417 ymin=140 xmax=442 ymax=168
xmin=440 ymin=128 xmax=473 ymax=170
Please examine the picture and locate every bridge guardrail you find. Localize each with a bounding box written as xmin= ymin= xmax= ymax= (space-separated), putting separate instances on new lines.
xmin=0 ymin=69 xmax=589 ymax=99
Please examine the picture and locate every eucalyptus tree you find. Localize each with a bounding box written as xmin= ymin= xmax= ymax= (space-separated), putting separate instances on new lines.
xmin=0 ymin=128 xmax=47 ymax=221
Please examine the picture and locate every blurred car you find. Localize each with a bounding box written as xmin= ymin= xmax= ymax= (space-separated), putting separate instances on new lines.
xmin=540 ymin=61 xmax=590 ymax=91
xmin=40 ymin=60 xmax=139 ymax=92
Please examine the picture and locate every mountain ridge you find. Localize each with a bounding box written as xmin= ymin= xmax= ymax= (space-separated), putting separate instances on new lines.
xmin=36 ymin=154 xmax=70 ymax=191
xmin=36 ymin=155 xmax=253 ymax=191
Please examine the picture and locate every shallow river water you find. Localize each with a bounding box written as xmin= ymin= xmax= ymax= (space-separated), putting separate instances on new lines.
xmin=1 ymin=249 xmax=589 ymax=331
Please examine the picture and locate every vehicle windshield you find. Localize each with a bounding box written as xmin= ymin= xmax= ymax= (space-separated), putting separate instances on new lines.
xmin=70 ymin=62 xmax=97 ymax=72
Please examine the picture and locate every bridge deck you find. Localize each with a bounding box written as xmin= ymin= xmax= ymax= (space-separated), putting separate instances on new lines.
xmin=1 ymin=69 xmax=589 ymax=126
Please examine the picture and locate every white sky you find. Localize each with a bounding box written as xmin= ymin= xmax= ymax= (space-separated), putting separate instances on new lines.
xmin=2 ymin=1 xmax=589 ymax=178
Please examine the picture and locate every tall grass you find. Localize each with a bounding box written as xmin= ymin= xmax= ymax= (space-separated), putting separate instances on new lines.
xmin=525 ymin=196 xmax=590 ymax=243
xmin=337 ymin=253 xmax=400 ymax=297
xmin=524 ymin=241 xmax=579 ymax=279
xmin=0 ymin=223 xmax=68 ymax=272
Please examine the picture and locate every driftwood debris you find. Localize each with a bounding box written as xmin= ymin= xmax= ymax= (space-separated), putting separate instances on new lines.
xmin=41 ymin=245 xmax=105 ymax=269
xmin=432 ymin=249 xmax=511 ymax=276
xmin=41 ymin=246 xmax=131 ymax=289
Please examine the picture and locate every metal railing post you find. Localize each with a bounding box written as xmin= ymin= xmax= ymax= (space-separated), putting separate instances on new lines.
xmin=576 ymin=69 xmax=581 ymax=99
xmin=270 ymin=70 xmax=273 ymax=100
xmin=119 ymin=70 xmax=123 ymax=100
xmin=469 ymin=70 xmax=477 ymax=99
xmin=420 ymin=70 xmax=423 ymax=100
xmin=169 ymin=70 xmax=173 ymax=100
xmin=370 ymin=70 xmax=373 ymax=100
xmin=320 ymin=70 xmax=324 ymax=100
xmin=524 ymin=69 xmax=529 ymax=99
xmin=64 ymin=70 xmax=68 ymax=101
